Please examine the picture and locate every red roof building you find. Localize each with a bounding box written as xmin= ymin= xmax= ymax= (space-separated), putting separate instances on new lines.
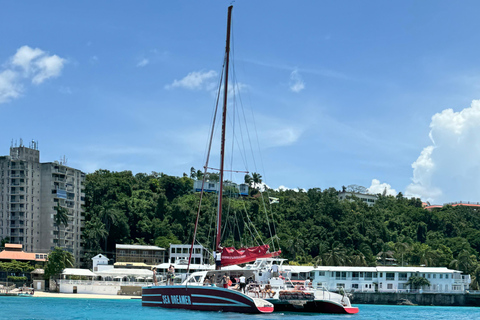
xmin=424 ymin=201 xmax=480 ymax=211
xmin=0 ymin=243 xmax=47 ymax=263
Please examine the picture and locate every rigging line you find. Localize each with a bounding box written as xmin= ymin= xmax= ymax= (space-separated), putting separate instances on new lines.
xmin=241 ymin=200 xmax=262 ymax=246
xmin=237 ymin=76 xmax=280 ymax=250
xmin=233 ymin=209 xmax=243 ymax=247
xmin=229 ymin=33 xmax=250 ymax=172
xmin=188 ymin=53 xmax=226 ymax=274
xmin=243 ymin=87 xmax=281 ymax=250
xmin=243 ymin=211 xmax=259 ymax=247
xmin=258 ymin=189 xmax=276 ymax=252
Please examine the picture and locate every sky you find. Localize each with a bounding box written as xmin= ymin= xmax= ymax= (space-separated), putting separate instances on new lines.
xmin=1 ymin=1 xmax=480 ymax=205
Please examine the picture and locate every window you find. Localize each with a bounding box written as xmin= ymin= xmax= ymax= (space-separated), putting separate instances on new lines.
xmin=387 ymin=284 xmax=393 ymax=289
xmin=386 ymin=273 xmax=395 ymax=281
xmin=399 ymin=273 xmax=407 ymax=281
xmin=352 ymin=284 xmax=359 ymax=289
xmin=318 ymin=271 xmax=325 ymax=277
xmin=337 ymin=283 xmax=345 ymax=289
xmin=352 ymin=272 xmax=359 ymax=280
xmin=365 ymin=272 xmax=373 ymax=280
xmin=335 ymin=272 xmax=346 ymax=280
xmin=439 ymin=274 xmax=443 ymax=279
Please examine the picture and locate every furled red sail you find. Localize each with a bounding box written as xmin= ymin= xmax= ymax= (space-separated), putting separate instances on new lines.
xmin=221 ymin=244 xmax=281 ymax=266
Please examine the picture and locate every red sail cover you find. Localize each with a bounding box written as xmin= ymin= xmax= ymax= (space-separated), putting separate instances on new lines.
xmin=221 ymin=245 xmax=281 ymax=266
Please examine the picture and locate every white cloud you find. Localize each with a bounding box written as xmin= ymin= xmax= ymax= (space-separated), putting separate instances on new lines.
xmin=0 ymin=70 xmax=22 ymax=104
xmin=11 ymin=46 xmax=44 ymax=72
xmin=276 ymin=185 xmax=300 ymax=192
xmin=254 ymin=114 xmax=303 ymax=148
xmin=137 ymin=58 xmax=149 ymax=67
xmin=368 ymin=179 xmax=397 ymax=196
xmin=11 ymin=46 xmax=65 ymax=84
xmin=405 ymin=99 xmax=480 ymax=203
xmin=31 ymin=54 xmax=65 ymax=84
xmin=0 ymin=46 xmax=66 ymax=104
xmin=289 ymin=69 xmax=305 ymax=93
xmin=165 ymin=70 xmax=217 ymax=90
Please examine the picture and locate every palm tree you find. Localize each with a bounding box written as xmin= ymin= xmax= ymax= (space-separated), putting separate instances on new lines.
xmin=99 ymin=202 xmax=120 ymax=252
xmin=350 ymin=252 xmax=367 ymax=266
xmin=323 ymin=242 xmax=347 ymax=266
xmin=54 ymin=205 xmax=69 ymax=245
xmin=285 ymin=238 xmax=304 ymax=261
xmin=394 ymin=242 xmax=409 ymax=267
xmin=244 ymin=174 xmax=253 ymax=186
xmin=313 ymin=243 xmax=329 ymax=267
xmin=251 ymin=172 xmax=262 ymax=190
xmin=449 ymin=250 xmax=477 ymax=274
xmin=470 ymin=266 xmax=480 ymax=290
xmin=84 ymin=217 xmax=108 ymax=252
xmin=406 ymin=275 xmax=430 ymax=291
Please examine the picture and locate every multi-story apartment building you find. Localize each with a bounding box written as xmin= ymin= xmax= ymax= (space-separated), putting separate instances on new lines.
xmin=0 ymin=140 xmax=85 ymax=266
xmin=116 ymin=244 xmax=166 ymax=266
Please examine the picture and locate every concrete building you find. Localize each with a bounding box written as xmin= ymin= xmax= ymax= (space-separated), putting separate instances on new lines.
xmin=193 ymin=180 xmax=249 ymax=196
xmin=338 ymin=191 xmax=378 ymax=207
xmin=115 ymin=244 xmax=166 ymax=266
xmin=0 ymin=140 xmax=85 ymax=266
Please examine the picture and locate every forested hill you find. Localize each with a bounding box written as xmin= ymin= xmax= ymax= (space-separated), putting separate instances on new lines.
xmin=82 ymin=169 xmax=480 ymax=284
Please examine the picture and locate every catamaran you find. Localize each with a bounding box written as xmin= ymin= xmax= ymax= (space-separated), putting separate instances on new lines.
xmin=142 ymin=5 xmax=278 ymax=313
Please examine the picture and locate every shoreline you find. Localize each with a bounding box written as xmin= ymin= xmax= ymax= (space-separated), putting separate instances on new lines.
xmin=32 ymin=291 xmax=139 ymax=300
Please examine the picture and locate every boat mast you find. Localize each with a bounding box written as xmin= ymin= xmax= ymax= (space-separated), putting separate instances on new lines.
xmin=216 ymin=5 xmax=233 ymax=252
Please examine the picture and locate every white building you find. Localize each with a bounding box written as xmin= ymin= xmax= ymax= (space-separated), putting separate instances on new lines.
xmin=193 ymin=180 xmax=249 ymax=196
xmin=262 ymin=261 xmax=471 ymax=293
xmin=0 ymin=140 xmax=85 ymax=266
xmin=168 ymin=244 xmax=210 ymax=265
xmin=338 ymin=191 xmax=378 ymax=207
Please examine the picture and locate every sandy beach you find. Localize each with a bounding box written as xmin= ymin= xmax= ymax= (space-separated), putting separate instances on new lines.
xmin=32 ymin=291 xmax=139 ymax=300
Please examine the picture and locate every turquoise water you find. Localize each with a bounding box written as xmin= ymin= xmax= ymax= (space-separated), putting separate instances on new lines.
xmin=1 ymin=297 xmax=480 ymax=320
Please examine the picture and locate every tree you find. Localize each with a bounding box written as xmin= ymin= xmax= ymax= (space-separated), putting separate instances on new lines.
xmin=44 ymin=247 xmax=74 ymax=281
xmin=449 ymin=250 xmax=477 ymax=274
xmin=83 ymin=217 xmax=108 ymax=253
xmin=252 ymin=173 xmax=263 ymax=190
xmin=406 ymin=275 xmax=431 ymax=290
xmin=0 ymin=237 xmax=10 ymax=248
xmin=54 ymin=205 xmax=69 ymax=244
xmin=244 ymin=174 xmax=253 ymax=186
xmin=323 ymin=242 xmax=347 ymax=266
xmin=394 ymin=242 xmax=409 ymax=267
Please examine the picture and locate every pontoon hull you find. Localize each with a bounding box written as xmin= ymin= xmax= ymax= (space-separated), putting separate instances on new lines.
xmin=267 ymin=299 xmax=359 ymax=314
xmin=142 ymin=286 xmax=273 ymax=314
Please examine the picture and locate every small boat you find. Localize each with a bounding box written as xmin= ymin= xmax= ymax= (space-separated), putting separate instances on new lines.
xmin=18 ymin=292 xmax=34 ymax=297
xmin=142 ymin=5 xmax=277 ymax=313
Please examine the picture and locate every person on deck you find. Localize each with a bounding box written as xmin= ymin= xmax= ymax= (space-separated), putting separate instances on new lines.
xmin=214 ymin=249 xmax=222 ymax=270
xmin=239 ymin=274 xmax=247 ymax=293
xmin=264 ymin=283 xmax=275 ymax=298
xmin=271 ymin=261 xmax=279 ymax=278
xmin=152 ymin=267 xmax=158 ymax=286
xmin=221 ymin=273 xmax=229 ymax=288
xmin=167 ymin=265 xmax=175 ymax=285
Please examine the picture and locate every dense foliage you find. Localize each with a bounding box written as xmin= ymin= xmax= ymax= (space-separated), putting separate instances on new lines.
xmin=81 ymin=169 xmax=480 ymax=286
xmin=44 ymin=247 xmax=74 ymax=280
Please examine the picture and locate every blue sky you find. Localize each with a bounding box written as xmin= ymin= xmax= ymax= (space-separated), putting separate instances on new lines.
xmin=1 ymin=1 xmax=480 ymax=204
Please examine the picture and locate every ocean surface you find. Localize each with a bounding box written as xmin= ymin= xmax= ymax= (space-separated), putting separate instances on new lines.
xmin=1 ymin=297 xmax=480 ymax=320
